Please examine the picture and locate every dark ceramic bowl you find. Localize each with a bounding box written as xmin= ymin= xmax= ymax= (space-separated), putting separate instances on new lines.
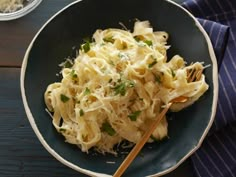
xmin=21 ymin=0 xmax=218 ymax=176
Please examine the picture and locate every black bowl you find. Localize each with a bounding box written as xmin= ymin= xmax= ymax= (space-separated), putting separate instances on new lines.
xmin=21 ymin=0 xmax=218 ymax=176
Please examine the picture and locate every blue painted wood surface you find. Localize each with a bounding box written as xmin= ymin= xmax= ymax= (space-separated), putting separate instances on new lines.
xmin=0 ymin=0 xmax=195 ymax=176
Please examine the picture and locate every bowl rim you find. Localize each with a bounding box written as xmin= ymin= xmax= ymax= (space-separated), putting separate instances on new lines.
xmin=0 ymin=0 xmax=42 ymax=21
xmin=20 ymin=0 xmax=218 ymax=176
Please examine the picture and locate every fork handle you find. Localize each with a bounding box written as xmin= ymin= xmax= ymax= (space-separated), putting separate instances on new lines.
xmin=113 ymin=102 xmax=172 ymax=177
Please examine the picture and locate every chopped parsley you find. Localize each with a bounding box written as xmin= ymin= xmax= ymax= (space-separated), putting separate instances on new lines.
xmin=128 ymin=111 xmax=141 ymax=121
xmin=60 ymin=94 xmax=70 ymax=103
xmin=112 ymin=80 xmax=135 ymax=96
xmin=62 ymin=60 xmax=73 ymax=68
xmin=113 ymin=82 xmax=126 ymax=96
xmin=134 ymin=36 xmax=141 ymax=42
xmin=103 ymin=36 xmax=115 ymax=43
xmin=155 ymin=75 xmax=161 ymax=83
xmin=81 ymin=41 xmax=90 ymax=53
xmin=134 ymin=36 xmax=153 ymax=46
xmin=170 ymin=68 xmax=176 ymax=77
xmin=144 ymin=40 xmax=153 ymax=46
xmin=117 ymin=78 xmax=122 ymax=83
xmin=101 ymin=121 xmax=116 ymax=136
xmin=108 ymin=78 xmax=113 ymax=83
xmin=128 ymin=80 xmax=135 ymax=87
xmin=108 ymin=60 xmax=115 ymax=66
xmin=148 ymin=60 xmax=157 ymax=68
xmin=84 ymin=87 xmax=91 ymax=95
xmin=71 ymin=70 xmax=78 ymax=79
xmin=80 ymin=109 xmax=84 ymax=116
xmin=59 ymin=128 xmax=66 ymax=132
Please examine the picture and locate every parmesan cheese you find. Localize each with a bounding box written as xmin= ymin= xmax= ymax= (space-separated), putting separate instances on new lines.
xmin=0 ymin=0 xmax=25 ymax=13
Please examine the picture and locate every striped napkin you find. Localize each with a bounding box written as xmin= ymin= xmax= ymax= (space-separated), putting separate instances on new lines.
xmin=181 ymin=0 xmax=236 ymax=176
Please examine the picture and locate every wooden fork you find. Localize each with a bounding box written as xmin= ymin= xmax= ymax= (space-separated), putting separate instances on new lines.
xmin=113 ymin=68 xmax=203 ymax=177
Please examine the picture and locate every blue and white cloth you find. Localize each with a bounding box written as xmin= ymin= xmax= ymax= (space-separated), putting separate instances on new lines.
xmin=181 ymin=0 xmax=236 ymax=176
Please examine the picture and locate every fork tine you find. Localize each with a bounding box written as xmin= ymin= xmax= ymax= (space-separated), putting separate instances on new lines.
xmin=187 ymin=67 xmax=203 ymax=83
xmin=196 ymin=69 xmax=203 ymax=81
xmin=188 ymin=69 xmax=197 ymax=82
xmin=187 ymin=68 xmax=195 ymax=81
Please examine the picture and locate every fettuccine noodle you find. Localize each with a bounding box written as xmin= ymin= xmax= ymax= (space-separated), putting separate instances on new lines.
xmin=44 ymin=21 xmax=209 ymax=154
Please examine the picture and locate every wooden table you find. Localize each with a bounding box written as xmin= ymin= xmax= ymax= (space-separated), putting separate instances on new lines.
xmin=0 ymin=0 xmax=195 ymax=176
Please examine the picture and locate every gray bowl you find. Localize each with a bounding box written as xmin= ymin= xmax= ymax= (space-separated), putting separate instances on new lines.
xmin=21 ymin=0 xmax=218 ymax=176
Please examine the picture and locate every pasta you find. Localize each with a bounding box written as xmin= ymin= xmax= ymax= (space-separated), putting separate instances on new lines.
xmin=44 ymin=21 xmax=209 ymax=154
xmin=0 ymin=0 xmax=25 ymax=13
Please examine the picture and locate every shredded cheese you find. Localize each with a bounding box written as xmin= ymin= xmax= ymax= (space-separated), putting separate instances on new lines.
xmin=0 ymin=0 xmax=25 ymax=13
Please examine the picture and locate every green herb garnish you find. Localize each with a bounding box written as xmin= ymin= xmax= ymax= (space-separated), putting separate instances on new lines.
xmin=148 ymin=60 xmax=157 ymax=68
xmin=103 ymin=36 xmax=115 ymax=43
xmin=144 ymin=40 xmax=153 ymax=46
xmin=112 ymin=80 xmax=135 ymax=96
xmin=63 ymin=60 xmax=73 ymax=68
xmin=108 ymin=78 xmax=113 ymax=83
xmin=113 ymin=82 xmax=126 ymax=96
xmin=155 ymin=74 xmax=161 ymax=83
xmin=128 ymin=111 xmax=141 ymax=121
xmin=60 ymin=94 xmax=70 ymax=103
xmin=117 ymin=78 xmax=122 ymax=83
xmin=84 ymin=87 xmax=91 ymax=95
xmin=128 ymin=80 xmax=135 ymax=88
xmin=108 ymin=60 xmax=115 ymax=66
xmin=134 ymin=36 xmax=141 ymax=42
xmin=80 ymin=109 xmax=84 ymax=116
xmin=81 ymin=41 xmax=90 ymax=53
xmin=71 ymin=70 xmax=78 ymax=79
xmin=59 ymin=128 xmax=66 ymax=132
xmin=101 ymin=121 xmax=116 ymax=136
xmin=170 ymin=68 xmax=176 ymax=77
